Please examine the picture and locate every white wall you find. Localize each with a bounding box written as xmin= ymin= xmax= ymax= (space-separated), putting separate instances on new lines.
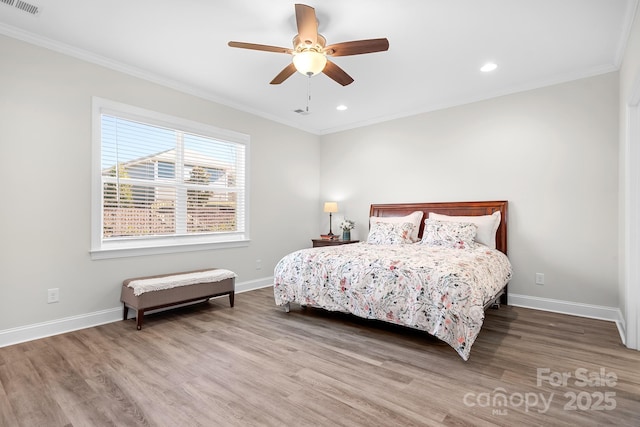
xmin=320 ymin=72 xmax=619 ymax=307
xmin=0 ymin=35 xmax=320 ymax=334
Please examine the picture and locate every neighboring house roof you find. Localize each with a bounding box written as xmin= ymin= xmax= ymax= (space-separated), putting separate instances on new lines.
xmin=103 ymin=148 xmax=232 ymax=174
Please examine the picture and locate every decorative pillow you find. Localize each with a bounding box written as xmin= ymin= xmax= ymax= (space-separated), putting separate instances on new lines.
xmin=428 ymin=211 xmax=500 ymax=249
xmin=421 ymin=219 xmax=478 ymax=249
xmin=367 ymin=221 xmax=415 ymax=245
xmin=369 ymin=211 xmax=423 ymax=242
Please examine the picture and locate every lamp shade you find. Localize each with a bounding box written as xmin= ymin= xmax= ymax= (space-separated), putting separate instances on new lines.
xmin=323 ymin=202 xmax=338 ymax=213
xmin=293 ymin=50 xmax=327 ymax=76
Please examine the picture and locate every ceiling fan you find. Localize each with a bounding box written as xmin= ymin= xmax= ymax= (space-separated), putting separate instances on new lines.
xmin=228 ymin=3 xmax=389 ymax=86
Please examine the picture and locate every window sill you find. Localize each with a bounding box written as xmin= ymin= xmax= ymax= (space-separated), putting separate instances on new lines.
xmin=90 ymin=238 xmax=250 ymax=260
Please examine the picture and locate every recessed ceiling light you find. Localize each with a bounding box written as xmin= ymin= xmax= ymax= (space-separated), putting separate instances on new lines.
xmin=480 ymin=62 xmax=498 ymax=72
xmin=336 ymin=105 xmax=348 ymax=111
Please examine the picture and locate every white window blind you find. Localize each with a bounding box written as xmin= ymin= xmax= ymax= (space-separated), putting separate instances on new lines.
xmin=92 ymin=98 xmax=249 ymax=258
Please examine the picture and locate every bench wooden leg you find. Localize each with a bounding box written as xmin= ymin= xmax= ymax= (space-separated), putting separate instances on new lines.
xmin=123 ymin=304 xmax=128 ymax=321
xmin=136 ymin=310 xmax=144 ymax=330
xmin=229 ymin=292 xmax=235 ymax=307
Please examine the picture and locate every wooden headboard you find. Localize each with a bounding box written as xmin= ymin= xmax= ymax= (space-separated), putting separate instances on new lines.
xmin=369 ymin=201 xmax=508 ymax=254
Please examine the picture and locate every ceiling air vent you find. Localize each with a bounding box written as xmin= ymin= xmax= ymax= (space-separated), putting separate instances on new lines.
xmin=1 ymin=0 xmax=40 ymax=15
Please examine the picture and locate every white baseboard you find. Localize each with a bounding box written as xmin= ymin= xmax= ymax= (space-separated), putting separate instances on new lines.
xmin=1 ymin=285 xmax=626 ymax=349
xmin=0 ymin=277 xmax=274 ymax=348
xmin=0 ymin=308 xmax=124 ymax=349
xmin=235 ymin=277 xmax=273 ymax=293
xmin=508 ymin=293 xmax=627 ymax=345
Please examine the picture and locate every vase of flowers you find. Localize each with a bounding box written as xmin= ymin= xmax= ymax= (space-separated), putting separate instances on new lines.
xmin=340 ymin=219 xmax=355 ymax=241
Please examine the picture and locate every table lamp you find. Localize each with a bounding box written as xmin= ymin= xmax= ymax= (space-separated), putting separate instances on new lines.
xmin=323 ymin=202 xmax=338 ymax=236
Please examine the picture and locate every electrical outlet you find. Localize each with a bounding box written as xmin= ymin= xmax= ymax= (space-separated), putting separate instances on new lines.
xmin=47 ymin=288 xmax=59 ymax=303
xmin=535 ymin=273 xmax=545 ymax=285
xmin=256 ymin=259 xmax=262 ymax=270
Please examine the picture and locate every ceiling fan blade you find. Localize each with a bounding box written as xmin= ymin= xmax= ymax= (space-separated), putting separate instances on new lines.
xmin=323 ymin=60 xmax=354 ymax=86
xmin=324 ymin=38 xmax=389 ymax=57
xmin=295 ymin=4 xmax=318 ymax=46
xmin=228 ymin=41 xmax=292 ymax=54
xmin=270 ymin=63 xmax=297 ymax=85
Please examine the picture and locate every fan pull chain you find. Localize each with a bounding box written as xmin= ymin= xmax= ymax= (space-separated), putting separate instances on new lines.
xmin=306 ymin=74 xmax=311 ymax=113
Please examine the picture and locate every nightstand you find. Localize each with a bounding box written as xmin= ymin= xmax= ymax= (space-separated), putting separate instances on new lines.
xmin=312 ymin=239 xmax=359 ymax=248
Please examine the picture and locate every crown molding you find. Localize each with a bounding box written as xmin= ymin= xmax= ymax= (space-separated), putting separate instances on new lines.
xmin=0 ymin=23 xmax=321 ymax=135
xmin=0 ymin=17 xmax=628 ymax=137
xmin=318 ymin=63 xmax=618 ymax=135
xmin=614 ymin=0 xmax=639 ymax=68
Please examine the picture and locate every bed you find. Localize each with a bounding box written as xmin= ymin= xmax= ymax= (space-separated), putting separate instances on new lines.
xmin=273 ymin=201 xmax=512 ymax=360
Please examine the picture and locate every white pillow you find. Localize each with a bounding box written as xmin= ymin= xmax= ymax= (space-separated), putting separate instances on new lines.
xmin=428 ymin=211 xmax=501 ymax=249
xmin=370 ymin=211 xmax=424 ymax=242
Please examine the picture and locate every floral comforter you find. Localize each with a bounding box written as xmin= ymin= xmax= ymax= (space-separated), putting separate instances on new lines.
xmin=273 ymin=242 xmax=512 ymax=360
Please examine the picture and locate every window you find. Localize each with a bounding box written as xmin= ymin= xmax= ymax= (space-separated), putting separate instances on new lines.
xmin=157 ymin=161 xmax=175 ymax=179
xmin=91 ymin=97 xmax=249 ymax=259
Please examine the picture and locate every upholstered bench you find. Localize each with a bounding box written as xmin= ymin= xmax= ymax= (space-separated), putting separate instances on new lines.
xmin=120 ymin=268 xmax=236 ymax=330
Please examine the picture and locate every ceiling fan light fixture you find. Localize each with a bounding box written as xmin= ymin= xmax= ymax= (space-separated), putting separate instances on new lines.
xmin=480 ymin=62 xmax=498 ymax=72
xmin=228 ymin=4 xmax=388 ymax=86
xmin=293 ymin=50 xmax=327 ymax=76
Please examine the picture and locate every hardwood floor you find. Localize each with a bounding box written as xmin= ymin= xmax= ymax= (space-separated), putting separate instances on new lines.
xmin=1 ymin=287 xmax=639 ymax=426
